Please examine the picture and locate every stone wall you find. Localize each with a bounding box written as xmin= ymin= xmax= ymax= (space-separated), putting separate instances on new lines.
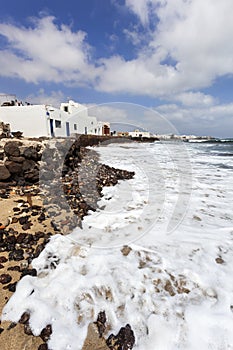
xmin=0 ymin=139 xmax=44 ymax=185
xmin=0 ymin=134 xmax=133 ymax=187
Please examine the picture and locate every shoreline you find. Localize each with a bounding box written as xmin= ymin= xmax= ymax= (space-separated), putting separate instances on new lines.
xmin=0 ymin=135 xmax=135 ymax=350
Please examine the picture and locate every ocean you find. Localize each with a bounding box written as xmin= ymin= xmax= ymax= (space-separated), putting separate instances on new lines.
xmin=2 ymin=140 xmax=233 ymax=349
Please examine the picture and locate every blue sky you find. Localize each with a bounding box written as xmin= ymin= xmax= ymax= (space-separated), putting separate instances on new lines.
xmin=0 ymin=0 xmax=233 ymax=137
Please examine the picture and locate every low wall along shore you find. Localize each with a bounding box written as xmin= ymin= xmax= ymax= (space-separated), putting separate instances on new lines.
xmin=0 ymin=134 xmax=115 ymax=186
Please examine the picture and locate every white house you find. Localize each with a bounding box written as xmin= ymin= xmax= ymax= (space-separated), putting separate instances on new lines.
xmin=128 ymin=129 xmax=151 ymax=138
xmin=0 ymin=97 xmax=110 ymax=138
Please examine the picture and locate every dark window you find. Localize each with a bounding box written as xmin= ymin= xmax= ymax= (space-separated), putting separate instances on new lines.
xmin=74 ymin=124 xmax=77 ymax=131
xmin=49 ymin=119 xmax=54 ymax=137
xmin=55 ymin=120 xmax=61 ymax=128
xmin=64 ymin=106 xmax=68 ymax=112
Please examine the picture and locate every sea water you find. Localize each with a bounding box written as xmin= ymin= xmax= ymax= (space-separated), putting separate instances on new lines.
xmin=2 ymin=140 xmax=233 ymax=349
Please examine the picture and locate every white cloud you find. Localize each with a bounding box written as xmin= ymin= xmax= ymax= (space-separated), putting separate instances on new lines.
xmin=98 ymin=0 xmax=233 ymax=97
xmin=85 ymin=103 xmax=131 ymax=123
xmin=25 ymin=89 xmax=65 ymax=107
xmin=171 ymin=92 xmax=217 ymax=107
xmin=154 ymin=101 xmax=233 ymax=137
xmin=1 ymin=2 xmax=233 ymax=102
xmin=0 ymin=16 xmax=101 ymax=84
xmin=125 ymin=0 xmax=151 ymax=26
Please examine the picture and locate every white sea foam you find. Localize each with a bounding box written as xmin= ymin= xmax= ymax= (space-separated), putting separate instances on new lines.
xmin=2 ymin=141 xmax=233 ymax=349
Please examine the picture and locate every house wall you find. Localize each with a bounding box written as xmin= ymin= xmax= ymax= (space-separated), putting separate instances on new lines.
xmin=0 ymin=105 xmax=49 ymax=137
xmin=0 ymin=99 xmax=110 ymax=138
xmin=61 ymin=101 xmax=103 ymax=135
xmin=128 ymin=130 xmax=150 ymax=138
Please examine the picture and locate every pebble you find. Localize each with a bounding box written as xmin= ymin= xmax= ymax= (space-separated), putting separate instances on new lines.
xmin=40 ymin=324 xmax=52 ymax=342
xmin=19 ymin=312 xmax=30 ymax=324
xmin=5 ymin=282 xmax=17 ymax=292
xmin=215 ymin=257 xmax=224 ymax=264
xmin=9 ymin=249 xmax=24 ymax=261
xmin=0 ymin=273 xmax=12 ymax=284
xmin=24 ymin=323 xmax=33 ymax=335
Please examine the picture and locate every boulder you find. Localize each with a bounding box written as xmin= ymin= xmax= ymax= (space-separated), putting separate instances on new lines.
xmin=4 ymin=141 xmax=22 ymax=157
xmin=5 ymin=160 xmax=23 ymax=174
xmin=0 ymin=162 xmax=11 ymax=180
xmin=22 ymin=159 xmax=37 ymax=172
xmin=23 ymin=146 xmax=41 ymax=160
xmin=106 ymin=324 xmax=135 ymax=350
xmin=8 ymin=156 xmax=25 ymax=163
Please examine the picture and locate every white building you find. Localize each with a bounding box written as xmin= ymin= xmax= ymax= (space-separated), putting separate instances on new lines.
xmin=0 ymin=98 xmax=110 ymax=138
xmin=128 ymin=129 xmax=151 ymax=138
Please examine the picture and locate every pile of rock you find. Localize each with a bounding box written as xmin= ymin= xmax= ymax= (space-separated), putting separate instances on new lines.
xmin=40 ymin=139 xmax=135 ymax=233
xmin=0 ymin=139 xmax=44 ymax=185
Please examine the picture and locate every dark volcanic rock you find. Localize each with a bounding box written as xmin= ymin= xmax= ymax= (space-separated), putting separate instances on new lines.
xmin=0 ymin=273 xmax=12 ymax=284
xmin=24 ymin=323 xmax=33 ymax=335
xmin=19 ymin=312 xmax=30 ymax=324
xmin=40 ymin=324 xmax=52 ymax=342
xmin=6 ymin=282 xmax=17 ymax=292
xmin=0 ymin=256 xmax=8 ymax=263
xmin=8 ymin=156 xmax=25 ymax=163
xmin=4 ymin=141 xmax=22 ymax=157
xmin=95 ymin=311 xmax=107 ymax=338
xmin=20 ymin=268 xmax=37 ymax=278
xmin=9 ymin=249 xmax=24 ymax=261
xmin=5 ymin=160 xmax=23 ymax=174
xmin=22 ymin=159 xmax=37 ymax=172
xmin=107 ymin=324 xmax=135 ymax=350
xmin=23 ymin=146 xmax=41 ymax=160
xmin=0 ymin=163 xmax=11 ymax=180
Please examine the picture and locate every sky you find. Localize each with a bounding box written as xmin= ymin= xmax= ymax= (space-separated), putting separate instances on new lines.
xmin=0 ymin=0 xmax=233 ymax=138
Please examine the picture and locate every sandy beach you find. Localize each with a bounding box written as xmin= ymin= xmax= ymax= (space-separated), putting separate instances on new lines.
xmin=0 ymin=188 xmax=112 ymax=350
xmin=0 ymin=189 xmax=54 ymax=350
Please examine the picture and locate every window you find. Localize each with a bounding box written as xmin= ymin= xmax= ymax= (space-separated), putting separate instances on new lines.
xmin=55 ymin=120 xmax=61 ymax=128
xmin=64 ymin=106 xmax=68 ymax=112
xmin=74 ymin=123 xmax=77 ymax=131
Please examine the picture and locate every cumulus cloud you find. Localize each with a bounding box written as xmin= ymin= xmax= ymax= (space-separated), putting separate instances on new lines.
xmin=1 ymin=2 xmax=233 ymax=101
xmin=155 ymin=101 xmax=233 ymax=137
xmin=98 ymin=0 xmax=233 ymax=97
xmin=124 ymin=0 xmax=151 ymax=26
xmin=25 ymin=89 xmax=65 ymax=107
xmin=0 ymin=16 xmax=101 ymax=84
xmin=170 ymin=92 xmax=217 ymax=107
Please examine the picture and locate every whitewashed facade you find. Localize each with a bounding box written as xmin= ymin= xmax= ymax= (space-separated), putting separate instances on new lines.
xmin=128 ymin=129 xmax=151 ymax=138
xmin=0 ymin=99 xmax=110 ymax=138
